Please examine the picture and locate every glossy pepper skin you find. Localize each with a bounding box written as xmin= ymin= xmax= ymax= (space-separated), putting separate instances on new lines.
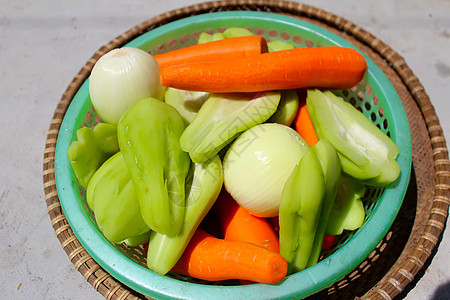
xmin=326 ymin=173 xmax=366 ymax=236
xmin=307 ymin=89 xmax=400 ymax=186
xmin=146 ymin=155 xmax=223 ymax=275
xmin=67 ymin=123 xmax=119 ymax=188
xmin=306 ymin=140 xmax=341 ymax=267
xmin=117 ymin=97 xmax=190 ymax=237
xmin=86 ymin=152 xmax=150 ymax=244
xmin=279 ymin=140 xmax=340 ymax=273
xmin=180 ymin=91 xmax=281 ymax=163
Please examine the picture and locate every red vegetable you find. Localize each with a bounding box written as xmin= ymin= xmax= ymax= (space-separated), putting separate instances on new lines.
xmin=153 ymin=35 xmax=268 ymax=69
xmin=322 ymin=234 xmax=336 ymax=250
xmin=171 ymin=229 xmax=287 ymax=284
xmin=160 ymin=46 xmax=367 ymax=93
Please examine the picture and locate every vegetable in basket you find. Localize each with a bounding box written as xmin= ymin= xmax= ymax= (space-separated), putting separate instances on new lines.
xmin=214 ymin=189 xmax=279 ymax=253
xmin=146 ymin=155 xmax=223 ymax=275
xmin=164 ymin=88 xmax=210 ymax=124
xmin=117 ymin=97 xmax=190 ymax=237
xmin=153 ymin=35 xmax=268 ymax=69
xmin=223 ymin=123 xmax=310 ymax=218
xmin=67 ymin=123 xmax=119 ymax=188
xmin=294 ymin=89 xmax=319 ymax=147
xmin=326 ymin=173 xmax=366 ymax=235
xmin=89 ymin=47 xmax=164 ymax=125
xmin=159 ymin=46 xmax=367 ymax=93
xmin=279 ymin=139 xmax=340 ymax=273
xmin=86 ymin=152 xmax=150 ymax=245
xmin=267 ymin=89 xmax=300 ymax=126
xmin=222 ymin=27 xmax=253 ymax=38
xmin=180 ymin=91 xmax=281 ymax=163
xmin=171 ymin=228 xmax=287 ymax=284
xmin=306 ymin=89 xmax=401 ymax=186
xmin=267 ymin=39 xmax=295 ymax=52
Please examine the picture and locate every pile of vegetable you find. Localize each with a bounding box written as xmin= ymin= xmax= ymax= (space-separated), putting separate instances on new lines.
xmin=67 ymin=27 xmax=401 ymax=285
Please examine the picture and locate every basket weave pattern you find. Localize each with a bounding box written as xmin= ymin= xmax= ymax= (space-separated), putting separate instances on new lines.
xmin=43 ymin=1 xmax=450 ymax=299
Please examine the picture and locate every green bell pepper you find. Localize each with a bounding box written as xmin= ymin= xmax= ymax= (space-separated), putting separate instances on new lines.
xmin=86 ymin=152 xmax=150 ymax=244
xmin=326 ymin=174 xmax=366 ymax=235
xmin=117 ymin=97 xmax=191 ymax=237
xmin=146 ymin=155 xmax=223 ymax=275
xmin=67 ymin=122 xmax=119 ymax=188
xmin=307 ymin=89 xmax=400 ymax=186
xmin=279 ymin=139 xmax=340 ymax=273
xmin=180 ymin=91 xmax=281 ymax=163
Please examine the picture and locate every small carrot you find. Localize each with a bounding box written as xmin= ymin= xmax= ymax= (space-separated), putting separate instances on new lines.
xmin=214 ymin=189 xmax=279 ymax=253
xmin=171 ymin=229 xmax=287 ymax=284
xmin=294 ymin=89 xmax=319 ymax=146
xmin=160 ymin=46 xmax=367 ymax=93
xmin=153 ymin=35 xmax=268 ymax=69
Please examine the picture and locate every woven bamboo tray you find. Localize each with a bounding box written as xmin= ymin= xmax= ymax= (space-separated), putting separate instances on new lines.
xmin=42 ymin=1 xmax=450 ymax=299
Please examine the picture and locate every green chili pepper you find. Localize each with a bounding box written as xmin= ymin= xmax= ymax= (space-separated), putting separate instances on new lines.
xmin=279 ymin=139 xmax=340 ymax=273
xmin=307 ymin=89 xmax=400 ymax=186
xmin=67 ymin=123 xmax=119 ymax=188
xmin=146 ymin=155 xmax=223 ymax=275
xmin=326 ymin=174 xmax=366 ymax=236
xmin=117 ymin=97 xmax=190 ymax=237
xmin=86 ymin=152 xmax=150 ymax=244
xmin=180 ymin=91 xmax=281 ymax=163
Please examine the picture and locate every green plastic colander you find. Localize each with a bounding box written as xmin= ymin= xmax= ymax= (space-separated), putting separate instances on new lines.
xmin=54 ymin=11 xmax=412 ymax=299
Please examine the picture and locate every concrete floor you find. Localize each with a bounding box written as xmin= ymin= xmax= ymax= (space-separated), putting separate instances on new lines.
xmin=1 ymin=0 xmax=449 ymax=299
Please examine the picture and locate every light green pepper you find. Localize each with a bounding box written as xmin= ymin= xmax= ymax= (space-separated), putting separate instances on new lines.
xmin=180 ymin=91 xmax=281 ymax=163
xmin=306 ymin=140 xmax=341 ymax=267
xmin=279 ymin=139 xmax=340 ymax=273
xmin=67 ymin=123 xmax=119 ymax=188
xmin=222 ymin=27 xmax=253 ymax=38
xmin=307 ymin=89 xmax=400 ymax=186
xmin=268 ymin=89 xmax=300 ymax=126
xmin=197 ymin=32 xmax=214 ymax=44
xmin=86 ymin=152 xmax=150 ymax=244
xmin=146 ymin=155 xmax=223 ymax=275
xmin=267 ymin=40 xmax=294 ymax=52
xmin=197 ymin=32 xmax=225 ymax=44
xmin=117 ymin=97 xmax=190 ymax=236
xmin=124 ymin=231 xmax=152 ymax=247
xmin=326 ymin=174 xmax=366 ymax=235
xmin=164 ymin=87 xmax=210 ymax=124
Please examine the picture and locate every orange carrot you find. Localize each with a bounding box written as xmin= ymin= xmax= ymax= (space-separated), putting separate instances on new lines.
xmin=153 ymin=35 xmax=268 ymax=69
xmin=214 ymin=189 xmax=279 ymax=253
xmin=160 ymin=46 xmax=367 ymax=93
xmin=171 ymin=229 xmax=287 ymax=284
xmin=294 ymin=89 xmax=319 ymax=146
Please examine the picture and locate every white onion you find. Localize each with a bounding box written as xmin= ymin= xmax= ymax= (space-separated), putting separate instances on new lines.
xmin=89 ymin=47 xmax=164 ymax=124
xmin=223 ymin=123 xmax=310 ymax=217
